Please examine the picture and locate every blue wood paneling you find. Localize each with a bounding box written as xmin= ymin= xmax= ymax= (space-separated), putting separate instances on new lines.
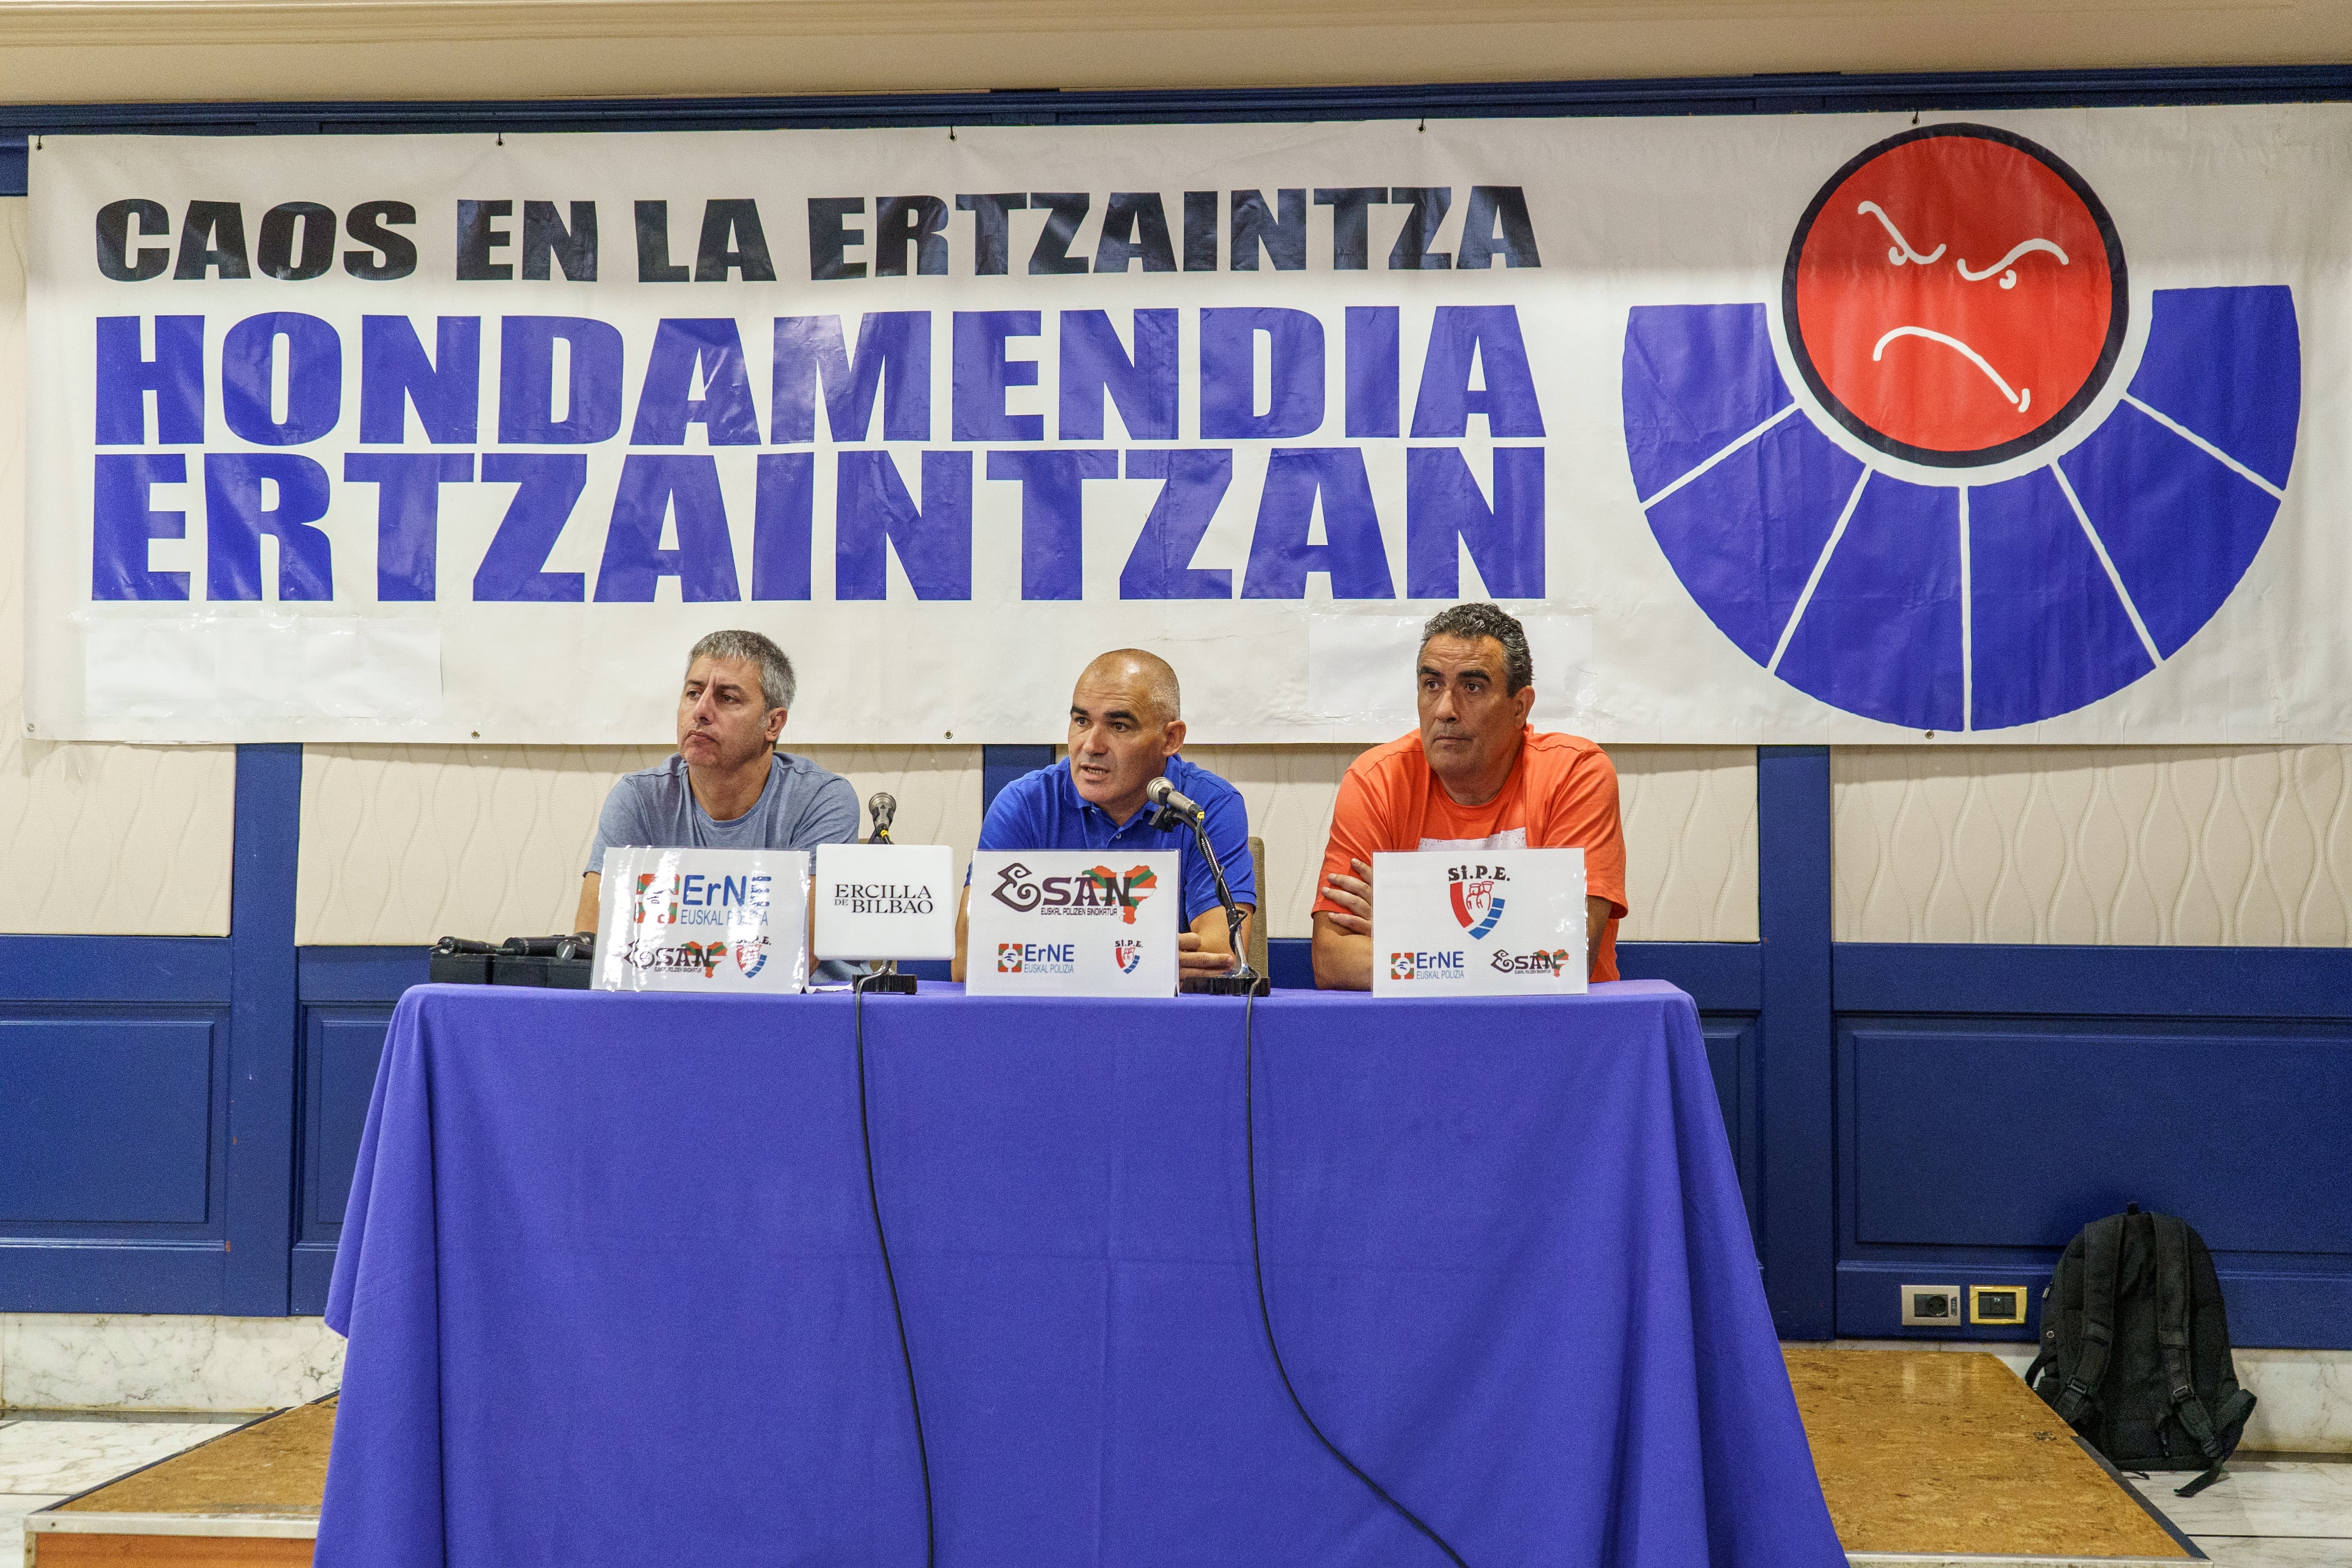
xmin=1618 ymin=942 xmax=1763 ymax=1012
xmin=224 ymin=744 xmax=302 ymax=1315
xmin=1837 ymin=942 xmax=2352 ymax=1019
xmin=0 ymin=1004 xmax=233 ymax=1313
xmin=1850 ymin=1021 xmax=2352 ymax=1252
xmin=1757 ymin=747 xmax=1836 ymax=1339
xmin=981 ymin=746 xmax=1056 ymax=815
xmin=1837 ymin=1016 xmax=2352 ymax=1346
xmin=292 ymin=1003 xmax=397 ymax=1314
xmin=0 ymin=1016 xmax=220 ymax=1225
xmin=299 ymin=946 xmax=428 ymax=1003
xmin=301 ymin=1010 xmax=394 ymax=1243
xmin=1700 ymin=1018 xmax=1762 ymax=1242
xmin=0 ymin=937 xmax=230 ymax=1003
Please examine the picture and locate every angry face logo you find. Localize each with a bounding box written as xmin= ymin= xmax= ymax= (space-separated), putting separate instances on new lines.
xmin=1624 ymin=119 xmax=2298 ymax=734
xmin=1784 ymin=125 xmax=2127 ymax=466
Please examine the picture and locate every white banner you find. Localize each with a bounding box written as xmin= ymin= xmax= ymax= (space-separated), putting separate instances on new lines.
xmin=24 ymin=110 xmax=2347 ymax=743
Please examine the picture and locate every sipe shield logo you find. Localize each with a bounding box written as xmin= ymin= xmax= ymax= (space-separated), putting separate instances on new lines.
xmin=1447 ymin=863 xmax=1509 ymax=939
xmin=1624 ymin=123 xmax=2300 ymax=732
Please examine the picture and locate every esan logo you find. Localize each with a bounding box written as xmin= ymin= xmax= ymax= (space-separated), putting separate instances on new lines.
xmin=1622 ymin=123 xmax=2300 ymax=732
xmin=992 ymin=861 xmax=1160 ymax=924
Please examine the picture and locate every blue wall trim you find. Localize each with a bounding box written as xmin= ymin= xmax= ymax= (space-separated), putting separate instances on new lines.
xmin=1 ymin=63 xmax=2347 ymax=194
xmin=1757 ymin=747 xmax=1836 ymax=1340
xmin=1617 ymin=942 xmax=1763 ymax=1013
xmin=1836 ymin=942 xmax=2352 ymax=1020
xmin=298 ymin=945 xmax=428 ymax=1004
xmin=0 ymin=937 xmax=231 ymax=1003
xmin=0 ymin=63 xmax=2348 ymax=147
xmin=225 ymin=744 xmax=302 ymax=1315
xmin=981 ymin=746 xmax=1056 ymax=816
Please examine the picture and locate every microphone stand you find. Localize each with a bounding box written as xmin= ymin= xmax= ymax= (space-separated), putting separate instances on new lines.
xmin=1160 ymin=806 xmax=1270 ymax=997
xmin=859 ymin=795 xmax=918 ymax=994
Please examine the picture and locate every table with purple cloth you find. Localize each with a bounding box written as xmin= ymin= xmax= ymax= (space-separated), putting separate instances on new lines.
xmin=318 ymin=979 xmax=1842 ymax=1568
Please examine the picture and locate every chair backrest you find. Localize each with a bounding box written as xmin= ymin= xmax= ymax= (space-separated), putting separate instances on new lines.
xmin=1246 ymin=835 xmax=1270 ymax=977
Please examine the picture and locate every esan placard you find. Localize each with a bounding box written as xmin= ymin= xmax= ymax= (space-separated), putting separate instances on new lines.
xmin=965 ymin=850 xmax=1180 ymax=997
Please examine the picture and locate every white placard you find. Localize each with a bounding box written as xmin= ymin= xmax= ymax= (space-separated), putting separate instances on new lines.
xmin=594 ymin=846 xmax=810 ymax=993
xmin=964 ymin=850 xmax=1180 ymax=997
xmin=814 ymin=843 xmax=956 ymax=962
xmin=1371 ymin=848 xmax=1587 ymax=997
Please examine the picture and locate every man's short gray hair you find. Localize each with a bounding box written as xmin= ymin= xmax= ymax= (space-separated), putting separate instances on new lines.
xmin=1419 ymin=603 xmax=1534 ymax=694
xmin=688 ymin=629 xmax=796 ymax=712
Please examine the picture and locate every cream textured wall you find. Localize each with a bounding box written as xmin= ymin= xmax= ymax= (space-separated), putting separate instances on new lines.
xmin=0 ymin=197 xmax=236 ymax=937
xmin=1834 ymin=746 xmax=2352 ymax=946
xmin=295 ymin=742 xmax=980 ymax=943
xmin=300 ymin=741 xmax=1756 ymax=944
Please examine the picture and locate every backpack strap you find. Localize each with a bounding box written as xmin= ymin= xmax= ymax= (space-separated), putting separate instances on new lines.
xmin=2153 ymin=1212 xmax=2246 ymax=1496
xmin=2053 ymin=1215 xmax=2122 ymax=1427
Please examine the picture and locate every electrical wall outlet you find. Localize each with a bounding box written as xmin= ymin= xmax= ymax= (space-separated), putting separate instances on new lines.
xmin=1900 ymin=1283 xmax=1964 ymax=1327
xmin=1971 ymin=1284 xmax=2029 ymax=1326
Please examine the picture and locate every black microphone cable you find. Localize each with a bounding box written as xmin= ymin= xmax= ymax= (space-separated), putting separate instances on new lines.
xmin=854 ymin=974 xmax=937 ymax=1567
xmin=1241 ymin=987 xmax=1470 ymax=1568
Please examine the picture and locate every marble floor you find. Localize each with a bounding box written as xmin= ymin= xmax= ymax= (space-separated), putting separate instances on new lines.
xmin=0 ymin=1410 xmax=246 ymax=1560
xmin=0 ymin=1406 xmax=2346 ymax=1564
xmin=2132 ymin=1456 xmax=2352 ymax=1566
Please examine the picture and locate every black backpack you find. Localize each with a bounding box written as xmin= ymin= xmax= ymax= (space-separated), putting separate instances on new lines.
xmin=2026 ymin=1206 xmax=2256 ymax=1497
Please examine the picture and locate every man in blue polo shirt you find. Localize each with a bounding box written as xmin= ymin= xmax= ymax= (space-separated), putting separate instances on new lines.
xmin=953 ymin=649 xmax=1255 ymax=982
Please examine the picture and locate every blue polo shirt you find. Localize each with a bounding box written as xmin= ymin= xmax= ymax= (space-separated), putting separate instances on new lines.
xmin=974 ymin=755 xmax=1255 ymax=928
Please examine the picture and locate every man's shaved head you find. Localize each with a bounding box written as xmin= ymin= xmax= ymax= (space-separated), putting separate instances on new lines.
xmin=1076 ymin=648 xmax=1181 ymax=725
xmin=1066 ymin=649 xmax=1187 ymax=823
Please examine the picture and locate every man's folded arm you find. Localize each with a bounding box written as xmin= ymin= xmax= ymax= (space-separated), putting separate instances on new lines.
xmin=1311 ymin=909 xmax=1373 ymax=991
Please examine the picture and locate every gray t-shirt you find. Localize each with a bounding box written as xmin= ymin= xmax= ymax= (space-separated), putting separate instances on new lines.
xmin=587 ymin=752 xmax=863 ymax=983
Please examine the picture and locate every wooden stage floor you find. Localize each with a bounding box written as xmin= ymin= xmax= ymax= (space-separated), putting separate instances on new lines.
xmin=21 ymin=1352 xmax=2204 ymax=1566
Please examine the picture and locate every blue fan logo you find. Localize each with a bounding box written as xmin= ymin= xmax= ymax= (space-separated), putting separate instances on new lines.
xmin=1622 ymin=124 xmax=2300 ymax=731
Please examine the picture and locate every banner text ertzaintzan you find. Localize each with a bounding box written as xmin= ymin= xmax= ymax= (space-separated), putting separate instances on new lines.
xmin=86 ymin=187 xmax=1547 ymax=606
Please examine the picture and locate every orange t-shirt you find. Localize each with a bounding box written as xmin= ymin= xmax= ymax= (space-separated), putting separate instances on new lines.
xmin=1313 ymin=728 xmax=1630 ymax=982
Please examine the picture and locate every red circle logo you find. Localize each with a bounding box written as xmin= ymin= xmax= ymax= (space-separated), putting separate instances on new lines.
xmin=1784 ymin=125 xmax=2127 ymax=467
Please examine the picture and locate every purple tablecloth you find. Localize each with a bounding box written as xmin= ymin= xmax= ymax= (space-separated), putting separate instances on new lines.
xmin=319 ymin=980 xmax=1841 ymax=1567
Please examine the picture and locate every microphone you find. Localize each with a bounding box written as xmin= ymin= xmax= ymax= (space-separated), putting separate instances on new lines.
xmin=1145 ymin=776 xmax=1205 ymax=824
xmin=866 ymin=791 xmax=897 ymax=844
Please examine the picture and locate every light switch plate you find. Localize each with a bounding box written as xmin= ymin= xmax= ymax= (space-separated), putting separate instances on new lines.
xmin=1900 ymin=1283 xmax=1964 ymax=1327
xmin=1971 ymin=1284 xmax=2029 ymax=1325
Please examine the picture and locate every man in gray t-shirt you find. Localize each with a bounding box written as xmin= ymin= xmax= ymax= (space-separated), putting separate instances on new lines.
xmin=575 ymin=630 xmax=862 ymax=982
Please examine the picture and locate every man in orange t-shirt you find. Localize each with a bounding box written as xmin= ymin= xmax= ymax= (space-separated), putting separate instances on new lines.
xmin=1312 ymin=602 xmax=1629 ymax=987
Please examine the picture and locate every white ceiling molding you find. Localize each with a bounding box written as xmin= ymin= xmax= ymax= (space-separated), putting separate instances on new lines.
xmin=0 ymin=0 xmax=2342 ymax=103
